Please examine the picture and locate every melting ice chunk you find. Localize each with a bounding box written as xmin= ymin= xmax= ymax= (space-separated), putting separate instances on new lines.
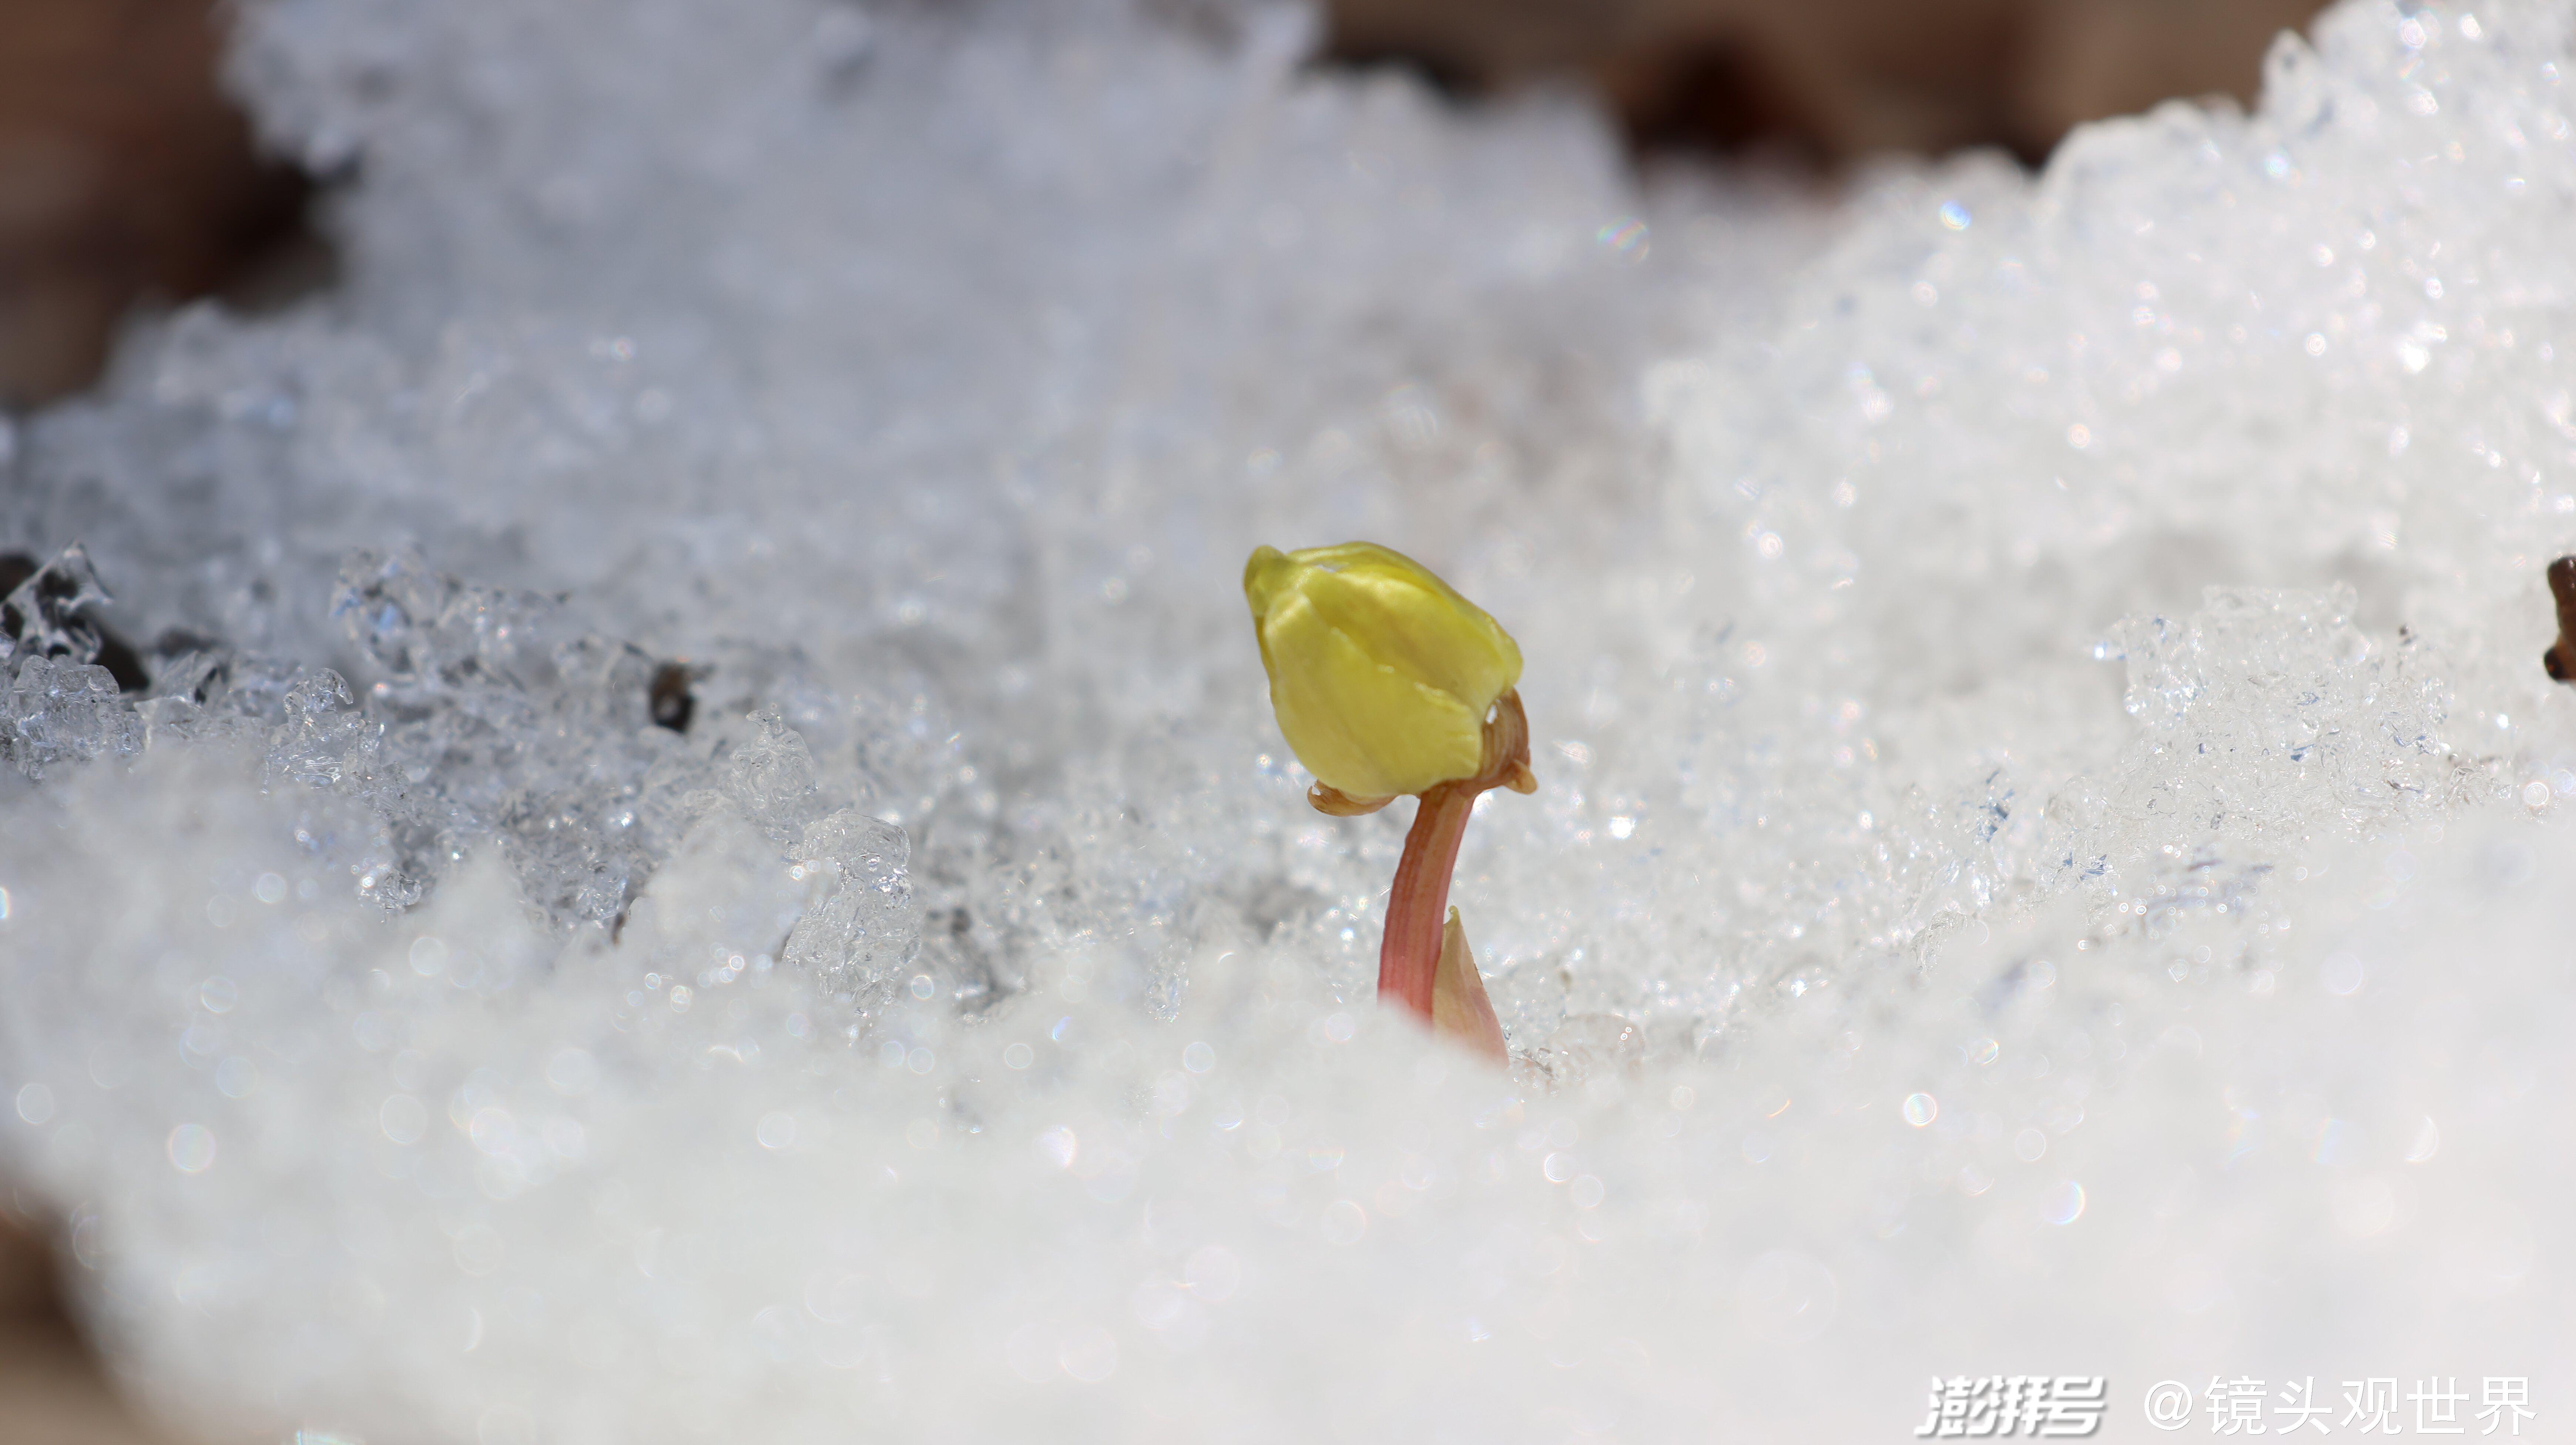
xmin=782 ymin=807 xmax=919 ymax=1005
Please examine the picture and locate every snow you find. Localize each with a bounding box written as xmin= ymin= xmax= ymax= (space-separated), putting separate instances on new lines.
xmin=2 ymin=0 xmax=2572 ymax=1438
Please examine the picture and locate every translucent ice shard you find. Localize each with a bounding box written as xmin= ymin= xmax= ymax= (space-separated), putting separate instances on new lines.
xmin=0 ymin=542 xmax=114 ymax=667
xmin=331 ymin=547 xmax=580 ymax=704
xmin=1 ymin=654 xmax=139 ymax=780
xmin=714 ymin=706 xmax=829 ymax=846
xmin=265 ymin=667 xmax=370 ymax=790
xmin=782 ymin=806 xmax=919 ymax=1005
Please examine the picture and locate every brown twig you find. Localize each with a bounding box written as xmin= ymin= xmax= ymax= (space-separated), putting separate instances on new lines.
xmin=2546 ymin=557 xmax=2576 ymax=683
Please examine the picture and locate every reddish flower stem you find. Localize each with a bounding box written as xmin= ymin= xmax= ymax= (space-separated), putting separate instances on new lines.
xmin=1375 ymin=690 xmax=1532 ymax=1023
xmin=1378 ymin=780 xmax=1479 ymax=1020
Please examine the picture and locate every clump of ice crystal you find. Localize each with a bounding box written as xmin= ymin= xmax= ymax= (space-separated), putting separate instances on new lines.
xmin=1 ymin=544 xmax=144 ymax=780
xmin=1 ymin=0 xmax=2572 ymax=1438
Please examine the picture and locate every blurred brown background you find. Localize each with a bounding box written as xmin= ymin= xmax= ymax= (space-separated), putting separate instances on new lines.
xmin=1328 ymin=0 xmax=2322 ymax=163
xmin=0 ymin=1211 xmax=172 ymax=1444
xmin=0 ymin=0 xmax=2322 ymax=1437
xmin=0 ymin=0 xmax=309 ymax=410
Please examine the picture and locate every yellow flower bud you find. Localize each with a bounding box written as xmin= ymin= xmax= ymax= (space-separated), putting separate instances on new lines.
xmin=1243 ymin=541 xmax=1522 ymax=801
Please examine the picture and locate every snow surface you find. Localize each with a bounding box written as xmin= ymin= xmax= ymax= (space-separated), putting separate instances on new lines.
xmin=2 ymin=0 xmax=2572 ymax=1439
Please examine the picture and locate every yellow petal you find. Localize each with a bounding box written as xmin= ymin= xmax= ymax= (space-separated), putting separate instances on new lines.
xmin=1430 ymin=906 xmax=1508 ymax=1067
xmin=1244 ymin=542 xmax=1521 ymax=799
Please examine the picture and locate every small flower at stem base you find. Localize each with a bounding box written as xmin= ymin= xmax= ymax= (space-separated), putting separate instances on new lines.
xmin=1431 ymin=906 xmax=1508 ymax=1066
